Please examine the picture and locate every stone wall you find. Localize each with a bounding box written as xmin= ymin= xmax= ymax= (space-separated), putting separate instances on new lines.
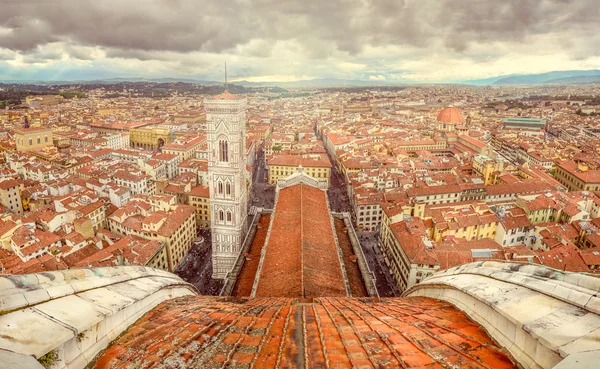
xmin=0 ymin=266 xmax=197 ymax=369
xmin=335 ymin=212 xmax=379 ymax=297
xmin=405 ymin=261 xmax=600 ymax=369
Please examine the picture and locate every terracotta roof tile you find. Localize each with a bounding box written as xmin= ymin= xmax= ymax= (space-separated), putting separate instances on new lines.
xmin=94 ymin=296 xmax=517 ymax=369
xmin=255 ymin=184 xmax=347 ymax=298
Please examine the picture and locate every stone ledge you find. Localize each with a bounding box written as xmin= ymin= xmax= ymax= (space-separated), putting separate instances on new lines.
xmin=405 ymin=261 xmax=600 ymax=369
xmin=421 ymin=261 xmax=600 ymax=314
xmin=0 ymin=266 xmax=184 ymax=313
xmin=0 ymin=266 xmax=197 ymax=369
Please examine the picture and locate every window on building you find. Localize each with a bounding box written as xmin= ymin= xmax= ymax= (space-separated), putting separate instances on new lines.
xmin=219 ymin=140 xmax=229 ymax=162
xmin=37 ymin=137 xmax=40 ymax=144
xmin=226 ymin=183 xmax=231 ymax=195
xmin=218 ymin=181 xmax=223 ymax=194
xmin=219 ymin=210 xmax=224 ymax=221
xmin=29 ymin=138 xmax=32 ymax=146
xmin=226 ymin=211 xmax=232 ymax=222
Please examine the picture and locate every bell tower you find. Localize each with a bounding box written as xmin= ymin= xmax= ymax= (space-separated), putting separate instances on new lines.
xmin=205 ymin=70 xmax=248 ymax=279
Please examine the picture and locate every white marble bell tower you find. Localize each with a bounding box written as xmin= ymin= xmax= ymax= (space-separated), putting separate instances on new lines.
xmin=205 ymin=86 xmax=248 ymax=279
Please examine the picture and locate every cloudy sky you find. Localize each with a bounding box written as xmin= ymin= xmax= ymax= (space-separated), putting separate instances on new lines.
xmin=0 ymin=0 xmax=598 ymax=82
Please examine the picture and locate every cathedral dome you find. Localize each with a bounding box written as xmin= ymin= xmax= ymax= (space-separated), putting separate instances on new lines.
xmin=1 ymin=263 xmax=599 ymax=369
xmin=437 ymin=107 xmax=464 ymax=123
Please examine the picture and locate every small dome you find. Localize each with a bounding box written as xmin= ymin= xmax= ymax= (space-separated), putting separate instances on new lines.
xmin=437 ymin=107 xmax=464 ymax=123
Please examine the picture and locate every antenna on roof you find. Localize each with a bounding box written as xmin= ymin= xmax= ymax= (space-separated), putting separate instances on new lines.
xmin=224 ymin=62 xmax=228 ymax=92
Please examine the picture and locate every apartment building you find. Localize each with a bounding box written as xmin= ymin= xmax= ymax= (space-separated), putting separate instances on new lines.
xmin=107 ymin=202 xmax=196 ymax=271
xmin=14 ymin=127 xmax=53 ymax=152
xmin=0 ymin=179 xmax=23 ymax=215
xmin=268 ymin=154 xmax=331 ymax=186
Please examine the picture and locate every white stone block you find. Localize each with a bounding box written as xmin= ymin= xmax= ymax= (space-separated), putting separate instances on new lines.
xmin=0 ymin=309 xmax=73 ymax=357
xmin=33 ymin=295 xmax=111 ymax=334
xmin=77 ymin=288 xmax=135 ymax=314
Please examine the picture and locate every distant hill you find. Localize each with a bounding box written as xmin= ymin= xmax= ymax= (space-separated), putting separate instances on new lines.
xmin=0 ymin=77 xmax=394 ymax=88
xmin=233 ymin=78 xmax=394 ymax=87
xmin=0 ymin=77 xmax=224 ymax=85
xmin=461 ymin=75 xmax=512 ymax=85
xmin=4 ymin=71 xmax=600 ymax=87
xmin=542 ymin=75 xmax=600 ymax=84
xmin=492 ymin=70 xmax=600 ymax=85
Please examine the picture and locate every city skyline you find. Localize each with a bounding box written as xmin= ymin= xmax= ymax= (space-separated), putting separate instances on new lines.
xmin=1 ymin=0 xmax=599 ymax=83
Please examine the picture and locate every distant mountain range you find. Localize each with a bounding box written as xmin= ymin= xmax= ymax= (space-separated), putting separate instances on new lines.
xmin=3 ymin=70 xmax=600 ymax=87
xmin=0 ymin=77 xmax=387 ymax=88
xmin=466 ymin=70 xmax=600 ymax=85
xmin=235 ymin=78 xmax=394 ymax=87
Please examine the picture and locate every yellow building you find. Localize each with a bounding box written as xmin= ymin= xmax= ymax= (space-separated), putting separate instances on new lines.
xmin=516 ymin=196 xmax=556 ymax=225
xmin=130 ymin=127 xmax=171 ymax=149
xmin=97 ymin=107 xmax=124 ymax=116
xmin=189 ymin=186 xmax=211 ymax=228
xmin=162 ymin=136 xmax=205 ymax=161
xmin=108 ymin=203 xmax=196 ymax=272
xmin=173 ymin=110 xmax=206 ymax=124
xmin=144 ymin=243 xmax=170 ymax=271
xmin=396 ymin=138 xmax=447 ymax=152
xmin=472 ymin=155 xmax=506 ymax=185
xmin=267 ymin=154 xmax=331 ymax=186
xmin=25 ymin=95 xmax=64 ymax=107
xmin=424 ymin=202 xmax=499 ymax=242
xmin=554 ymin=159 xmax=600 ymax=192
xmin=14 ymin=127 xmax=53 ymax=152
xmin=0 ymin=179 xmax=23 ymax=215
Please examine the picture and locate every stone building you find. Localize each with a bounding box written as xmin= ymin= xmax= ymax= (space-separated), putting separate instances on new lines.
xmin=129 ymin=127 xmax=171 ymax=149
xmin=14 ymin=127 xmax=53 ymax=152
xmin=0 ymin=178 xmax=23 ymax=215
xmin=205 ymin=90 xmax=249 ymax=278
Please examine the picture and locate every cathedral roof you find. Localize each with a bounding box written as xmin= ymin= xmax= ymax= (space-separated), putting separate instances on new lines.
xmin=94 ymin=295 xmax=517 ymax=369
xmin=437 ymin=107 xmax=464 ymax=123
xmin=1 ymin=262 xmax=599 ymax=369
xmin=254 ymin=184 xmax=348 ymax=297
xmin=208 ymin=90 xmax=245 ymax=100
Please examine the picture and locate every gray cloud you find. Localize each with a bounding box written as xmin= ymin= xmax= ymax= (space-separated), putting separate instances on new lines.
xmin=0 ymin=0 xmax=598 ymax=81
xmin=0 ymin=0 xmax=596 ymax=55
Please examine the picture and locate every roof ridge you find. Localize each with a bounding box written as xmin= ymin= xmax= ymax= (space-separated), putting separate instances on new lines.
xmin=301 ymin=184 xmax=305 ymax=297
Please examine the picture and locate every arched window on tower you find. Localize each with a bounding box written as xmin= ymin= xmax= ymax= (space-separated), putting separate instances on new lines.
xmin=219 ymin=140 xmax=229 ymax=162
xmin=226 ymin=211 xmax=232 ymax=223
xmin=219 ymin=210 xmax=224 ymax=222
xmin=217 ymin=181 xmax=223 ymax=194
xmin=226 ymin=182 xmax=231 ymax=195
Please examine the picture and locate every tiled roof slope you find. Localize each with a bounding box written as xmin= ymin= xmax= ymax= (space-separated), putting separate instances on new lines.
xmin=93 ymin=296 xmax=517 ymax=369
xmin=254 ymin=184 xmax=347 ymax=297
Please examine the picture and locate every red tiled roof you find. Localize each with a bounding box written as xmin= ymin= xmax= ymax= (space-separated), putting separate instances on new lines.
xmin=207 ymin=90 xmax=245 ymax=100
xmin=232 ymin=215 xmax=271 ymax=297
xmin=268 ymin=154 xmax=331 ymax=168
xmin=255 ymin=184 xmax=347 ymax=297
xmin=94 ymin=296 xmax=517 ymax=369
xmin=437 ymin=107 xmax=464 ymax=123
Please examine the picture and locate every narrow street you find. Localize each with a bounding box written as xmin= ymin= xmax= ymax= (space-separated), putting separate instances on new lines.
xmin=327 ymin=158 xmax=352 ymax=213
xmin=175 ymin=229 xmax=223 ymax=295
xmin=358 ymin=231 xmax=400 ymax=297
xmin=250 ymin=148 xmax=276 ymax=209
